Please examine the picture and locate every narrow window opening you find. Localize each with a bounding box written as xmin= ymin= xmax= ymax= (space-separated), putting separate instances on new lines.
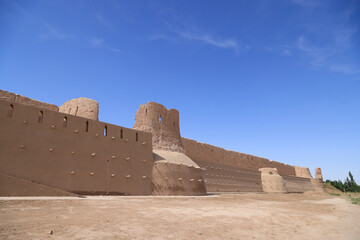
xmin=7 ymin=104 xmax=14 ymax=118
xmin=104 ymin=125 xmax=107 ymax=136
xmin=145 ymin=109 xmax=147 ymax=115
xmin=38 ymin=111 xmax=43 ymax=123
xmin=136 ymin=132 xmax=138 ymax=142
xmin=63 ymin=116 xmax=68 ymax=127
xmin=173 ymin=122 xmax=175 ymax=128
xmin=86 ymin=121 xmax=89 ymax=132
xmin=75 ymin=106 xmax=79 ymax=116
xmin=159 ymin=116 xmax=162 ymax=123
xmin=120 ymin=129 xmax=123 ymax=139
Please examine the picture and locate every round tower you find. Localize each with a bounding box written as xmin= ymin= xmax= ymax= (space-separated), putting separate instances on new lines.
xmin=59 ymin=97 xmax=99 ymax=120
xmin=133 ymin=102 xmax=184 ymax=153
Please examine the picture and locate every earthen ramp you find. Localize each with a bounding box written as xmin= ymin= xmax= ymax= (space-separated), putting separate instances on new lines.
xmin=151 ymin=150 xmax=207 ymax=195
xmin=0 ymin=172 xmax=78 ymax=197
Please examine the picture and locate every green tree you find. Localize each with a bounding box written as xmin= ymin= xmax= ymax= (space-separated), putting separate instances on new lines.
xmin=326 ymin=172 xmax=360 ymax=192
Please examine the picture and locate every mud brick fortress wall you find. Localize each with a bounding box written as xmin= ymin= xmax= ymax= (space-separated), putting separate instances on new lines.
xmin=0 ymin=89 xmax=323 ymax=196
xmin=195 ymin=160 xmax=263 ymax=193
xmin=0 ymin=100 xmax=153 ymax=195
xmin=182 ymin=138 xmax=296 ymax=176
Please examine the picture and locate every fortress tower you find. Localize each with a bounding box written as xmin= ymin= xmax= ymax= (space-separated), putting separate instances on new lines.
xmin=133 ymin=102 xmax=206 ymax=195
xmin=59 ymin=97 xmax=99 ymax=120
xmin=133 ymin=102 xmax=184 ymax=153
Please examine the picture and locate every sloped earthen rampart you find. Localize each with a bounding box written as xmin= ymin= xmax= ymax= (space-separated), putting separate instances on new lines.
xmin=282 ymin=175 xmax=314 ymax=193
xmin=0 ymin=100 xmax=153 ymax=195
xmin=195 ymin=160 xmax=263 ymax=193
xmin=182 ymin=138 xmax=296 ymax=176
xmin=151 ymin=151 xmax=206 ymax=195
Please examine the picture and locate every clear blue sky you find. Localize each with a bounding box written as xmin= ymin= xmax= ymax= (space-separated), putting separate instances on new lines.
xmin=1 ymin=0 xmax=359 ymax=181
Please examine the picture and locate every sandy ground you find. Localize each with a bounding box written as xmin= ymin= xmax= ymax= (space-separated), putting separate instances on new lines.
xmin=0 ymin=193 xmax=359 ymax=240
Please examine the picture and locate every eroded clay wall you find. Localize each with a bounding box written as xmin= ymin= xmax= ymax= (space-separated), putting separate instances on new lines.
xmin=259 ymin=168 xmax=287 ymax=193
xmin=294 ymin=166 xmax=313 ymax=178
xmin=195 ymin=160 xmax=262 ymax=193
xmin=151 ymin=162 xmax=206 ymax=195
xmin=133 ymin=102 xmax=184 ymax=153
xmin=59 ymin=97 xmax=99 ymax=120
xmin=0 ymin=89 xmax=59 ymax=112
xmin=282 ymin=176 xmax=314 ymax=193
xmin=182 ymin=138 xmax=296 ymax=176
xmin=315 ymin=167 xmax=323 ymax=182
xmin=0 ymin=100 xmax=153 ymax=195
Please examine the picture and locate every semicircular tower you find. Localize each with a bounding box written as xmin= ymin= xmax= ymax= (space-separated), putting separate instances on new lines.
xmin=133 ymin=102 xmax=184 ymax=153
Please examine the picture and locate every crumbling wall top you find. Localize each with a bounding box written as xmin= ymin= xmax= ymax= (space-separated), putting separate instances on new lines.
xmin=315 ymin=167 xmax=323 ymax=182
xmin=133 ymin=102 xmax=184 ymax=153
xmin=294 ymin=166 xmax=313 ymax=179
xmin=0 ymin=89 xmax=59 ymax=112
xmin=59 ymin=97 xmax=99 ymax=120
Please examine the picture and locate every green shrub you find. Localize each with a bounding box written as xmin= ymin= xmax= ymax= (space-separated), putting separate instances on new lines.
xmin=350 ymin=197 xmax=360 ymax=205
xmin=326 ymin=172 xmax=360 ymax=193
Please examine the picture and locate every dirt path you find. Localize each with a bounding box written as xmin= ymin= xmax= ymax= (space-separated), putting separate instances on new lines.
xmin=0 ymin=193 xmax=359 ymax=240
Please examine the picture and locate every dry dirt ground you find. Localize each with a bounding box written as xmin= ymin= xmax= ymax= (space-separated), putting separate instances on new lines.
xmin=0 ymin=193 xmax=359 ymax=240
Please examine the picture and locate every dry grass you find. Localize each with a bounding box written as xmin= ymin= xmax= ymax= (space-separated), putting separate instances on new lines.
xmin=324 ymin=182 xmax=360 ymax=206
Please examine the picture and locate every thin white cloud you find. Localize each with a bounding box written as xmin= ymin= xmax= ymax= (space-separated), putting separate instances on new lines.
xmin=292 ymin=0 xmax=320 ymax=7
xmin=149 ymin=24 xmax=239 ymax=53
xmin=291 ymin=1 xmax=359 ymax=76
xmin=91 ymin=37 xmax=104 ymax=46
xmin=264 ymin=45 xmax=292 ymax=56
xmin=37 ymin=22 xmax=77 ymax=42
xmin=174 ymin=29 xmax=239 ymax=53
xmin=190 ymin=33 xmax=236 ymax=50
xmin=5 ymin=0 xmax=32 ymax=18
xmin=110 ymin=47 xmax=121 ymax=53
xmin=147 ymin=34 xmax=178 ymax=42
xmin=283 ymin=49 xmax=291 ymax=56
xmin=296 ymin=33 xmax=359 ymax=75
xmin=329 ymin=64 xmax=360 ymax=75
xmin=39 ymin=24 xmax=74 ymax=41
xmin=95 ymin=14 xmax=113 ymax=29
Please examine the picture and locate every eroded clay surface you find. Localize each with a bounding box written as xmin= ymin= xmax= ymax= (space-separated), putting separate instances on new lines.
xmin=59 ymin=97 xmax=99 ymax=120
